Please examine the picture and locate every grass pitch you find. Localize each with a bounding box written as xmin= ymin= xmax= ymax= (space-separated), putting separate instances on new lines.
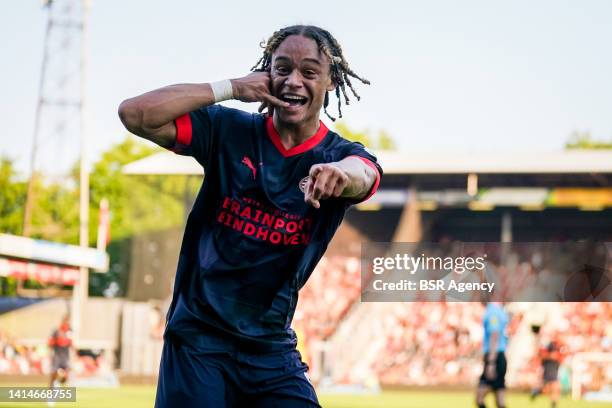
xmin=0 ymin=386 xmax=608 ymax=407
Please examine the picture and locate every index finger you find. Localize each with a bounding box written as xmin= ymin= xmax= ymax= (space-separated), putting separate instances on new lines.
xmin=264 ymin=94 xmax=290 ymax=109
xmin=303 ymin=178 xmax=320 ymax=209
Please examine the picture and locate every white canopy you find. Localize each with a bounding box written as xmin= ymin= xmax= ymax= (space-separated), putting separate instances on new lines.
xmin=123 ymin=150 xmax=612 ymax=175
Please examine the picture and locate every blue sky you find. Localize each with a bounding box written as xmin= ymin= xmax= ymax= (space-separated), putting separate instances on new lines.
xmin=1 ymin=0 xmax=611 ymax=175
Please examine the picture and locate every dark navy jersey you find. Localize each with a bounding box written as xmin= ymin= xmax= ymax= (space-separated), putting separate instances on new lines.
xmin=164 ymin=105 xmax=382 ymax=353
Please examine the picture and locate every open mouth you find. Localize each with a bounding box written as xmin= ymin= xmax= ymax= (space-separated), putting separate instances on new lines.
xmin=281 ymin=94 xmax=308 ymax=107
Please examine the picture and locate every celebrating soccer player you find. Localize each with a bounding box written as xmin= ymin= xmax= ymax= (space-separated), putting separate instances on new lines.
xmin=119 ymin=25 xmax=382 ymax=407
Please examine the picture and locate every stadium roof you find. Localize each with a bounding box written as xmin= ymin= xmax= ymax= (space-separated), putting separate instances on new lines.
xmin=123 ymin=150 xmax=612 ymax=175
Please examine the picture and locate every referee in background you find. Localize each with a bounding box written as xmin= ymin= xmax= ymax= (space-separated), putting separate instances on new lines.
xmin=476 ymin=302 xmax=509 ymax=408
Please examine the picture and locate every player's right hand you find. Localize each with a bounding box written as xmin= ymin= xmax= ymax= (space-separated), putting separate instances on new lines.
xmin=304 ymin=163 xmax=350 ymax=209
xmin=231 ymin=72 xmax=289 ymax=113
xmin=485 ymin=362 xmax=496 ymax=380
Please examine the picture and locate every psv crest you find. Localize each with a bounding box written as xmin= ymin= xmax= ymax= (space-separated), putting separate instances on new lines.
xmin=298 ymin=176 xmax=310 ymax=193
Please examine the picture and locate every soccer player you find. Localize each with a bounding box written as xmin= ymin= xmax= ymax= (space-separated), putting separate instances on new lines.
xmin=476 ymin=302 xmax=509 ymax=408
xmin=48 ymin=315 xmax=72 ymax=387
xmin=118 ymin=25 xmax=382 ymax=408
xmin=531 ymin=334 xmax=563 ymax=408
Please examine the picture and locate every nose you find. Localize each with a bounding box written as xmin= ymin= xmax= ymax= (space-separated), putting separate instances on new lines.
xmin=285 ymin=69 xmax=303 ymax=88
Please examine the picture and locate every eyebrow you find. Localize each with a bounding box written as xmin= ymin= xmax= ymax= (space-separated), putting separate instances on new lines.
xmin=274 ymin=56 xmax=323 ymax=66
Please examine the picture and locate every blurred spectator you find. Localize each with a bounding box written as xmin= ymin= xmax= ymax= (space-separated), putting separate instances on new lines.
xmin=0 ymin=329 xmax=111 ymax=378
xmin=294 ymin=256 xmax=362 ymax=357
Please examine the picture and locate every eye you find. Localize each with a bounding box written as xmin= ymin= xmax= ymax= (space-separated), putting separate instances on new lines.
xmin=301 ymin=68 xmax=320 ymax=79
xmin=275 ymin=66 xmax=289 ymax=75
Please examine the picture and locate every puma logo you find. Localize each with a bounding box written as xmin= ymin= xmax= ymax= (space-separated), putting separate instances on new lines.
xmin=241 ymin=156 xmax=257 ymax=179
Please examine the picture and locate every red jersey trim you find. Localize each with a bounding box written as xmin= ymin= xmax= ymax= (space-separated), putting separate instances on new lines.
xmin=347 ymin=155 xmax=381 ymax=203
xmin=172 ymin=113 xmax=192 ymax=152
xmin=265 ymin=116 xmax=328 ymax=157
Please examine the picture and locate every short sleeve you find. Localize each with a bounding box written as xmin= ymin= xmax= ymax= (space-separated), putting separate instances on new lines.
xmin=169 ymin=104 xmax=225 ymax=167
xmin=341 ymin=142 xmax=383 ymax=204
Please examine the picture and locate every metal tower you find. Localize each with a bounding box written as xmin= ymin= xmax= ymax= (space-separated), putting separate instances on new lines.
xmin=23 ymin=0 xmax=90 ymax=340
xmin=23 ymin=0 xmax=89 ymax=237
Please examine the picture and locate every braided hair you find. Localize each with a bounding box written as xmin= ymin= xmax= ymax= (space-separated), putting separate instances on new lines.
xmin=251 ymin=25 xmax=370 ymax=121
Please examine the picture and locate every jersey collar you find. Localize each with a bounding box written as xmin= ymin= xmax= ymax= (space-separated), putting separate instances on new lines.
xmin=265 ymin=116 xmax=328 ymax=157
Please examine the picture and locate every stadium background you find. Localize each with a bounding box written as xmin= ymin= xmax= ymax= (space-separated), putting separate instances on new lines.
xmin=1 ymin=149 xmax=611 ymax=407
xmin=1 ymin=0 xmax=612 ymax=407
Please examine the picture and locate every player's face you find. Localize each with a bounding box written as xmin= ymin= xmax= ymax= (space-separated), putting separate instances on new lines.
xmin=270 ymin=35 xmax=335 ymax=126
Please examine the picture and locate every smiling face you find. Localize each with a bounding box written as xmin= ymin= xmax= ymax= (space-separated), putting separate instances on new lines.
xmin=270 ymin=35 xmax=335 ymax=126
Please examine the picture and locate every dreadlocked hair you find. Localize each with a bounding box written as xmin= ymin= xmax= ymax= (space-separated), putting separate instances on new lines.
xmin=251 ymin=25 xmax=370 ymax=121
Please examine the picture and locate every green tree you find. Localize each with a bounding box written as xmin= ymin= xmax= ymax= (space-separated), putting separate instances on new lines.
xmin=334 ymin=122 xmax=372 ymax=147
xmin=9 ymin=163 xmax=80 ymax=244
xmin=30 ymin=178 xmax=80 ymax=244
xmin=0 ymin=158 xmax=27 ymax=235
xmin=565 ymin=130 xmax=612 ymax=149
xmin=1 ymin=136 xmax=200 ymax=297
xmin=88 ymin=136 xmax=198 ymax=244
xmin=87 ymin=135 xmax=200 ymax=296
xmin=334 ymin=121 xmax=396 ymax=150
xmin=377 ymin=130 xmax=396 ymax=151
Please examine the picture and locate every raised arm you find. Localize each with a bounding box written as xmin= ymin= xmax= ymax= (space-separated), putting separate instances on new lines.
xmin=118 ymin=83 xmax=214 ymax=148
xmin=118 ymin=73 xmax=289 ymax=148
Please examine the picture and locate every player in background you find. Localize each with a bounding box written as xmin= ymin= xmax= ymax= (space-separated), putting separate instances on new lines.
xmin=531 ymin=331 xmax=563 ymax=408
xmin=476 ymin=302 xmax=509 ymax=408
xmin=119 ymin=24 xmax=381 ymax=408
xmin=48 ymin=315 xmax=73 ymax=387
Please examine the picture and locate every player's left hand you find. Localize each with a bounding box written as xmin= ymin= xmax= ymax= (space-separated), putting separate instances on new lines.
xmin=304 ymin=163 xmax=349 ymax=209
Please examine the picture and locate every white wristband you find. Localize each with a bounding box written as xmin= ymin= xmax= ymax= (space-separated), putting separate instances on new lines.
xmin=210 ymin=80 xmax=234 ymax=102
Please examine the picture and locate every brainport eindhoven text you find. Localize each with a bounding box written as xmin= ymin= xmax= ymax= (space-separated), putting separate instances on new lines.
xmin=371 ymin=279 xmax=495 ymax=293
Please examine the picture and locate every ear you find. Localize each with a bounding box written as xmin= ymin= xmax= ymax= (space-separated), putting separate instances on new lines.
xmin=326 ymin=76 xmax=337 ymax=92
